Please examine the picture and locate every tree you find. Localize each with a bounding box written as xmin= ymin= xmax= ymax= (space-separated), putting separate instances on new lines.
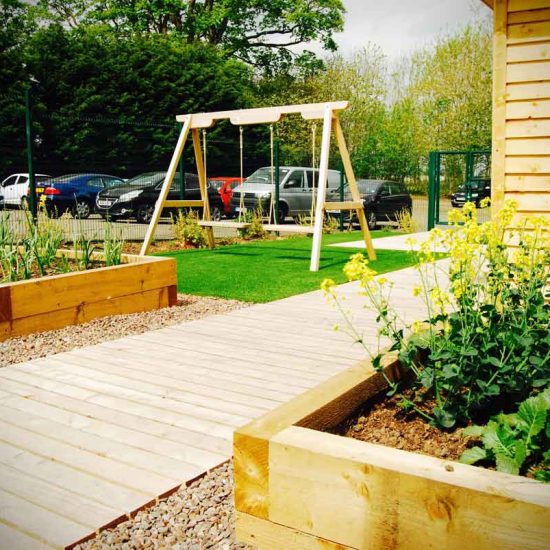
xmin=37 ymin=0 xmax=345 ymax=72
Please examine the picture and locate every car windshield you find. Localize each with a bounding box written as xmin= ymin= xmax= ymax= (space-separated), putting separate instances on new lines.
xmin=457 ymin=181 xmax=483 ymax=192
xmin=125 ymin=172 xmax=165 ymax=186
xmin=356 ymin=181 xmax=380 ymax=195
xmin=245 ymin=168 xmax=290 ymax=184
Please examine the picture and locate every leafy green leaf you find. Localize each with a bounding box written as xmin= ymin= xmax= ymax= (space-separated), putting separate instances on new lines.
xmin=463 ymin=425 xmax=484 ymax=437
xmin=517 ymin=395 xmax=547 ymax=441
xmin=459 ymin=446 xmax=487 ymax=465
xmin=495 ymin=454 xmax=520 ymax=475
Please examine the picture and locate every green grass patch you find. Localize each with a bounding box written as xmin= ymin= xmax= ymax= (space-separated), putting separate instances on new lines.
xmin=160 ymin=230 xmax=417 ymax=303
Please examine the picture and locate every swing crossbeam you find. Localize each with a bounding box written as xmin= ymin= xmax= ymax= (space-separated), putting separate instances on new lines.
xmin=139 ymin=101 xmax=376 ymax=271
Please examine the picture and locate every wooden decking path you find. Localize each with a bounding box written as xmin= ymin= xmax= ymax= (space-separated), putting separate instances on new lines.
xmin=0 ymin=264 xmax=431 ymax=548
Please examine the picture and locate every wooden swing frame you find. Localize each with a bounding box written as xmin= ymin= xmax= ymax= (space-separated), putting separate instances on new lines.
xmin=139 ymin=101 xmax=376 ymax=271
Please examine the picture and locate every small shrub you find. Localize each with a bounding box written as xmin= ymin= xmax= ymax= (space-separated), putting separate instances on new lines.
xmin=239 ymin=204 xmax=267 ymax=240
xmin=171 ymin=210 xmax=206 ymax=248
xmin=395 ymin=208 xmax=417 ymax=233
xmin=323 ymin=214 xmax=340 ymax=234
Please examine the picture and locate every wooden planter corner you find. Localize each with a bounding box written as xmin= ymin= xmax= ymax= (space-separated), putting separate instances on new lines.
xmin=0 ymin=253 xmax=177 ymax=341
xmin=234 ymin=357 xmax=550 ymax=550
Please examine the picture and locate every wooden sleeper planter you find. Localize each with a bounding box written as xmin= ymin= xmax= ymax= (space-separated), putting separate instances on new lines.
xmin=0 ymin=252 xmax=177 ymax=341
xmin=234 ymin=357 xmax=550 ymax=550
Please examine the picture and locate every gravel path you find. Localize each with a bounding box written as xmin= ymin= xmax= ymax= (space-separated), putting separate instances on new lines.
xmin=76 ymin=462 xmax=254 ymax=550
xmin=0 ymin=294 xmax=247 ymax=368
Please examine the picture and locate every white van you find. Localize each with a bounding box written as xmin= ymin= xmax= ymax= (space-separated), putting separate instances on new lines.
xmin=1 ymin=173 xmax=52 ymax=208
xmin=230 ymin=166 xmax=341 ymax=223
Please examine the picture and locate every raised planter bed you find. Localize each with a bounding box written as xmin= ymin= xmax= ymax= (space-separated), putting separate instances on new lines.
xmin=234 ymin=357 xmax=550 ymax=550
xmin=0 ymin=252 xmax=177 ymax=341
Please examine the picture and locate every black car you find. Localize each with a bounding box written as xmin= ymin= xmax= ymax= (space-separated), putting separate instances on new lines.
xmin=451 ymin=178 xmax=491 ymax=208
xmin=333 ymin=179 xmax=412 ymax=230
xmin=95 ymin=171 xmax=224 ymax=224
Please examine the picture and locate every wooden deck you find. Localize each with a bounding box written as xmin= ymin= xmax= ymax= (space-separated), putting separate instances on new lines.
xmin=0 ymin=265 xmax=431 ymax=548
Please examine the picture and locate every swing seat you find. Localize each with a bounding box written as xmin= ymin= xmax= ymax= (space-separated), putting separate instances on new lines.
xmin=198 ymin=220 xmax=251 ymax=230
xmin=263 ymin=224 xmax=315 ymax=234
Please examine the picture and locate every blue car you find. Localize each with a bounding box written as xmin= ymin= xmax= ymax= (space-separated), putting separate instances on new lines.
xmin=35 ymin=173 xmax=125 ymax=219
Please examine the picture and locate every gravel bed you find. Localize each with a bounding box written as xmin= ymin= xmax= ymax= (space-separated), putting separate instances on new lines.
xmin=76 ymin=461 xmax=255 ymax=550
xmin=0 ymin=294 xmax=247 ymax=368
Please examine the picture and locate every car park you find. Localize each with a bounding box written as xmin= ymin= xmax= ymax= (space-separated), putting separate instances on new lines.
xmin=95 ymin=171 xmax=224 ymax=224
xmin=36 ymin=173 xmax=124 ymax=219
xmin=1 ymin=173 xmax=52 ymax=208
xmin=230 ymin=166 xmax=341 ymax=223
xmin=451 ymin=178 xmax=491 ymax=208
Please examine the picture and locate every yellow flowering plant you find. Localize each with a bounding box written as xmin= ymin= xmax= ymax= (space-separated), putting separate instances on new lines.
xmin=323 ymin=201 xmax=550 ymax=430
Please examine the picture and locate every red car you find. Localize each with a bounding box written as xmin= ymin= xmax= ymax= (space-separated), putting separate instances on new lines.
xmin=209 ymin=177 xmax=243 ymax=214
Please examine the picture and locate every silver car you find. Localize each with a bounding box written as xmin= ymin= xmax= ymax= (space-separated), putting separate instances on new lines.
xmin=230 ymin=166 xmax=341 ymax=223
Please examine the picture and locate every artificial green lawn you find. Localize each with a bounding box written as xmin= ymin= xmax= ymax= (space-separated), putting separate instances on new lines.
xmin=160 ymin=230 xmax=417 ymax=303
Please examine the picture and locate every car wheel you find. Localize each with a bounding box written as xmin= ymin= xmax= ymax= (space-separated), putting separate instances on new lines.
xmin=136 ymin=203 xmax=154 ymax=224
xmin=366 ymin=210 xmax=377 ymax=230
xmin=277 ymin=203 xmax=288 ymax=224
xmin=210 ymin=206 xmax=222 ymax=222
xmin=73 ymin=200 xmax=91 ymax=219
xmin=20 ymin=196 xmax=28 ymax=210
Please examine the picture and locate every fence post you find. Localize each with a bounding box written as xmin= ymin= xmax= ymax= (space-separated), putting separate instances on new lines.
xmin=427 ymin=151 xmax=436 ymax=230
xmin=25 ymin=87 xmax=37 ymax=222
xmin=274 ymin=139 xmax=280 ymax=223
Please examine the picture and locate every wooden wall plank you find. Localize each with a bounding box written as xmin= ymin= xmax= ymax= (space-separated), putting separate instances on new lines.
xmin=508 ymin=21 xmax=550 ymax=43
xmin=507 ymin=41 xmax=550 ymax=62
xmin=269 ymin=427 xmax=550 ymax=550
xmin=507 ymin=60 xmax=550 ymax=82
xmin=506 ymin=137 xmax=550 ymax=154
xmin=505 ymin=191 xmax=550 ymax=210
xmin=506 ymin=81 xmax=550 ymax=100
xmin=505 ymin=174 xmax=550 ymax=190
xmin=505 ymin=118 xmax=550 ymax=137
xmin=508 ymin=8 xmax=550 ymax=24
xmin=505 ymin=156 xmax=550 ymax=173
xmin=509 ymin=0 xmax=550 ymax=12
xmin=506 ymin=98 xmax=550 ymax=118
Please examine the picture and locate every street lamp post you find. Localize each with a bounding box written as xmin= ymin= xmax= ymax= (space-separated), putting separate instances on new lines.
xmin=24 ymin=85 xmax=37 ymax=221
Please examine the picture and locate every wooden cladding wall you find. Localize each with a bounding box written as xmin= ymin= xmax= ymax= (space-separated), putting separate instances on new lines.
xmin=493 ymin=0 xmax=550 ymax=223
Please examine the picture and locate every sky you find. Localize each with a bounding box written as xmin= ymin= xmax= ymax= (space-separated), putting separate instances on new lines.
xmin=321 ymin=0 xmax=492 ymax=61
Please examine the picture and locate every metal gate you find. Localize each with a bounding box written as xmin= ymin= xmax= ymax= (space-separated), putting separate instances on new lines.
xmin=427 ymin=149 xmax=491 ymax=229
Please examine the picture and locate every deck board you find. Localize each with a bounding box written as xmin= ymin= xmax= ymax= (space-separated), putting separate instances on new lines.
xmin=0 ymin=263 xmax=433 ymax=548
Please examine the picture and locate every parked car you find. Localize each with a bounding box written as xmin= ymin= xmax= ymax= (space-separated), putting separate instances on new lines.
xmin=230 ymin=166 xmax=341 ymax=223
xmin=1 ymin=173 xmax=52 ymax=208
xmin=35 ymin=173 xmax=125 ymax=219
xmin=330 ymin=179 xmax=413 ymax=230
xmin=451 ymin=178 xmax=491 ymax=208
xmin=209 ymin=177 xmax=244 ymax=215
xmin=95 ymin=171 xmax=224 ymax=224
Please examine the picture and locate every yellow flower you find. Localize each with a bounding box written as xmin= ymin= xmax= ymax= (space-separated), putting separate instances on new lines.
xmin=321 ymin=278 xmax=337 ymax=296
xmin=479 ymin=197 xmax=491 ymax=208
xmin=376 ymin=277 xmax=388 ymax=286
xmin=412 ymin=285 xmax=422 ymax=297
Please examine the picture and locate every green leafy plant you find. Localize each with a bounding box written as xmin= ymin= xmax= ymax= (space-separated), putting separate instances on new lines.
xmin=460 ymin=389 xmax=550 ymax=480
xmin=73 ymin=232 xmax=98 ymax=271
xmin=103 ymin=223 xmax=124 ymax=266
xmin=171 ymin=209 xmax=206 ymax=248
xmin=323 ymin=201 xmax=550 ymax=430
xmin=239 ymin=203 xmax=267 ymax=240
xmin=323 ymin=214 xmax=340 ymax=234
